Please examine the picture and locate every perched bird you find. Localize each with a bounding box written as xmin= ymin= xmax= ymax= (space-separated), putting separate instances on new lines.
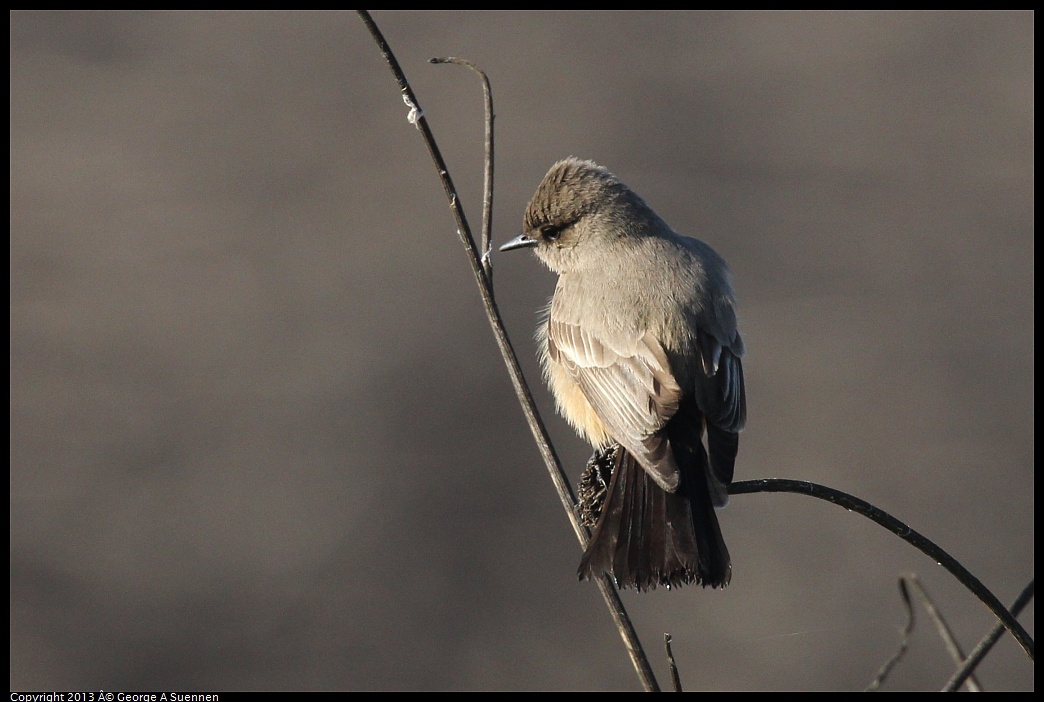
xmin=501 ymin=158 xmax=745 ymax=590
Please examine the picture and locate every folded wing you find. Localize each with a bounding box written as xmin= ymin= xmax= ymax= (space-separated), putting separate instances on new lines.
xmin=547 ymin=318 xmax=683 ymax=492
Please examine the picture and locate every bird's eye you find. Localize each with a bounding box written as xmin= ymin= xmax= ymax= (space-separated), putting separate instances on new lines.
xmin=540 ymin=224 xmax=562 ymax=241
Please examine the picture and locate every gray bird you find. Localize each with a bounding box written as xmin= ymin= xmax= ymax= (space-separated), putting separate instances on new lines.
xmin=501 ymin=158 xmax=745 ymax=590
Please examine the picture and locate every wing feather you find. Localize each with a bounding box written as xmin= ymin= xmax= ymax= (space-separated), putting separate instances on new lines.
xmin=548 ymin=318 xmax=683 ymax=491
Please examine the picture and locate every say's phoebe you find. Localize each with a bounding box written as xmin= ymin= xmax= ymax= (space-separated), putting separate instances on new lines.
xmin=501 ymin=158 xmax=746 ymax=591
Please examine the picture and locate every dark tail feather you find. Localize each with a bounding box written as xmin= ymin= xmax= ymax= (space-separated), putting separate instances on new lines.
xmin=578 ymin=438 xmax=731 ymax=591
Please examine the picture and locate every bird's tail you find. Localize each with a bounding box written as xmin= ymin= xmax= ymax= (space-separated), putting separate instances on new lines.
xmin=577 ymin=435 xmax=731 ymax=591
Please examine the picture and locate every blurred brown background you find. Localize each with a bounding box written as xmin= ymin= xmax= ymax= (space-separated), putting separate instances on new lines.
xmin=10 ymin=11 xmax=1033 ymax=691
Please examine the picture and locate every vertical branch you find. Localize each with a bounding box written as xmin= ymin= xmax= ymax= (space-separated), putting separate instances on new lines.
xmin=356 ymin=10 xmax=659 ymax=692
xmin=664 ymin=634 xmax=683 ymax=692
xmin=429 ymin=57 xmax=495 ymax=286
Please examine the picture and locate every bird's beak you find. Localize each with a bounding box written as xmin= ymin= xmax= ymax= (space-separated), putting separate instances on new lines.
xmin=499 ymin=233 xmax=538 ymax=252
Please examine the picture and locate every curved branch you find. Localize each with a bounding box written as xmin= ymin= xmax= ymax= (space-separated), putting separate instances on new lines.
xmin=943 ymin=579 xmax=1034 ymax=692
xmin=729 ymin=479 xmax=1034 ymax=659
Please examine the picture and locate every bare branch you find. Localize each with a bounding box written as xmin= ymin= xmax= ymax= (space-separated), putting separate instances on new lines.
xmin=665 ymin=633 xmax=683 ymax=692
xmin=866 ymin=574 xmax=984 ymax=691
xmin=430 ymin=57 xmax=495 ymax=286
xmin=356 ymin=10 xmax=659 ymax=692
xmin=729 ymin=479 xmax=1034 ymax=660
xmin=943 ymin=579 xmax=1035 ymax=692
xmin=905 ymin=574 xmax=982 ymax=691
xmin=865 ymin=576 xmax=916 ymax=691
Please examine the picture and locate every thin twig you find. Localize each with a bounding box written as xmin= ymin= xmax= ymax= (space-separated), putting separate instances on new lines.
xmin=430 ymin=57 xmax=495 ymax=286
xmin=942 ymin=579 xmax=1034 ymax=692
xmin=356 ymin=10 xmax=659 ymax=692
xmin=865 ymin=576 xmax=916 ymax=691
xmin=664 ymin=634 xmax=683 ymax=692
xmin=905 ymin=574 xmax=982 ymax=691
xmin=729 ymin=479 xmax=1034 ymax=660
xmin=866 ymin=574 xmax=983 ymax=691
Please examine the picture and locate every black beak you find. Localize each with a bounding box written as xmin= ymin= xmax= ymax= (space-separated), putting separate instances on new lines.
xmin=499 ymin=233 xmax=538 ymax=252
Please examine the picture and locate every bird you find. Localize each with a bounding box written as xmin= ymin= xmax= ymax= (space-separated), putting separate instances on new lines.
xmin=500 ymin=158 xmax=745 ymax=591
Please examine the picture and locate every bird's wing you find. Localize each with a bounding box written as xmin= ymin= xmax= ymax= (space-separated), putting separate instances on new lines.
xmin=692 ymin=314 xmax=746 ymax=505
xmin=693 ymin=325 xmax=746 ymax=434
xmin=547 ymin=317 xmax=683 ymax=492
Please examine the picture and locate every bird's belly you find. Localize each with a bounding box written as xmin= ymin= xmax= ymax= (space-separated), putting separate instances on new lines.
xmin=545 ymin=358 xmax=611 ymax=448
